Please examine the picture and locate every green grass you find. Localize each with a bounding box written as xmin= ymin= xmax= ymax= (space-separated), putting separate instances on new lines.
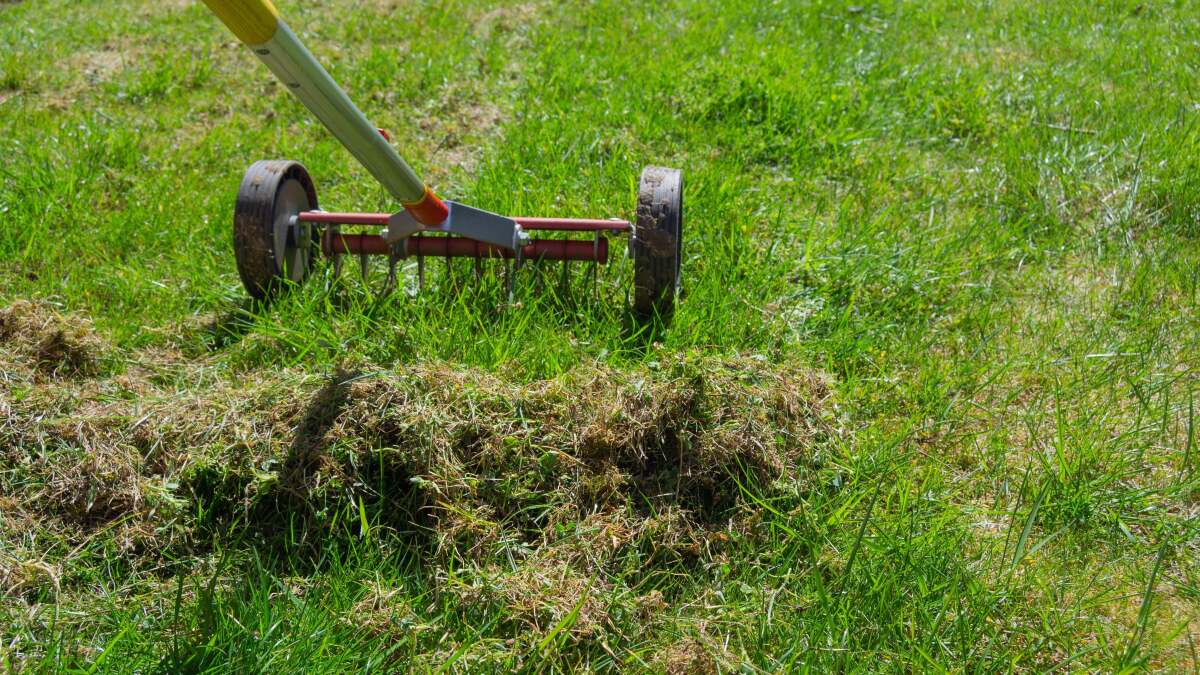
xmin=2 ymin=0 xmax=1200 ymax=670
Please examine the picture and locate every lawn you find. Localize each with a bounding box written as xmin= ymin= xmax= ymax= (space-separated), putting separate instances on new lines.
xmin=2 ymin=0 xmax=1199 ymax=670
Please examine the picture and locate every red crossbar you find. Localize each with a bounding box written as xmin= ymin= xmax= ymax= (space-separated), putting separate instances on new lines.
xmin=298 ymin=211 xmax=631 ymax=232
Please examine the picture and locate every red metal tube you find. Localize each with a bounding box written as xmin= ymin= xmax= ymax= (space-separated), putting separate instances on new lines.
xmin=323 ymin=233 xmax=608 ymax=263
xmin=514 ymin=217 xmax=631 ymax=232
xmin=301 ymin=211 xmax=390 ymax=226
xmin=325 ymin=232 xmax=390 ymax=255
xmin=298 ymin=211 xmax=631 ymax=232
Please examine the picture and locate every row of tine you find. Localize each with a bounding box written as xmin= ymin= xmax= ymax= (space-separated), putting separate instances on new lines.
xmin=329 ymin=230 xmax=604 ymax=301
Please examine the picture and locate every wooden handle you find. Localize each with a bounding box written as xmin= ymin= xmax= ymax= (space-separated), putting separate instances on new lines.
xmin=200 ymin=0 xmax=279 ymax=45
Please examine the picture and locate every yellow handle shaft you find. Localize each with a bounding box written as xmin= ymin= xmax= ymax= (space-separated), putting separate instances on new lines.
xmin=200 ymin=0 xmax=279 ymax=45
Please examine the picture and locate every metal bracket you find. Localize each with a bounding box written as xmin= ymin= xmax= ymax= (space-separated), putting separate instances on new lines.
xmin=383 ymin=201 xmax=528 ymax=251
xmin=383 ymin=209 xmax=422 ymax=244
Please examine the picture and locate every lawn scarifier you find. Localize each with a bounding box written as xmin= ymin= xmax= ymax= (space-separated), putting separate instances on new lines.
xmin=201 ymin=0 xmax=683 ymax=318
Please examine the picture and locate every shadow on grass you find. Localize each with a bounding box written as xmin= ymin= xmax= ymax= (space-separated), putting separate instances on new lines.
xmin=620 ymin=309 xmax=671 ymax=354
xmin=196 ymin=299 xmax=262 ymax=352
xmin=254 ymin=369 xmax=431 ymax=567
xmin=285 ymin=367 xmax=358 ymax=464
xmin=177 ymin=368 xmax=431 ymax=571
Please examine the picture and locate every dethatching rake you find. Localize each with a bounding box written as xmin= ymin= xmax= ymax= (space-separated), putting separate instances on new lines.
xmin=200 ymin=0 xmax=683 ymax=318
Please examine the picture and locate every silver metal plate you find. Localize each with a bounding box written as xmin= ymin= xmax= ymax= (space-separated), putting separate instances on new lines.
xmin=384 ymin=201 xmax=527 ymax=251
xmin=383 ymin=209 xmax=422 ymax=244
xmin=439 ymin=201 xmax=526 ymax=250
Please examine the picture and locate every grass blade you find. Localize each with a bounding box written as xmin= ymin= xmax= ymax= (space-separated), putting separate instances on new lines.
xmin=1011 ymin=480 xmax=1051 ymax=572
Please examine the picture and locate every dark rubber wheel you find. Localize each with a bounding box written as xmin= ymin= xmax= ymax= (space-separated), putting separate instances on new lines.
xmin=233 ymin=160 xmax=319 ymax=300
xmin=632 ymin=166 xmax=683 ymax=319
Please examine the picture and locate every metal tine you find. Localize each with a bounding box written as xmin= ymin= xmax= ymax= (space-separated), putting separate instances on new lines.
xmin=330 ymin=227 xmax=343 ymax=279
xmin=514 ymin=245 xmax=526 ymax=301
xmin=501 ymin=254 xmax=516 ymax=302
xmin=474 ymin=250 xmax=483 ymax=284
xmin=417 ymin=249 xmax=425 ymax=292
xmin=383 ymin=247 xmax=399 ymax=297
xmin=559 ymin=259 xmax=570 ymax=297
xmin=360 ymin=249 xmax=369 ymax=284
xmin=591 ymin=231 xmax=601 ymax=296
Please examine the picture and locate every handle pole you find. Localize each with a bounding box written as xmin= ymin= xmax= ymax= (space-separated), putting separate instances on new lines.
xmin=199 ymin=0 xmax=448 ymax=225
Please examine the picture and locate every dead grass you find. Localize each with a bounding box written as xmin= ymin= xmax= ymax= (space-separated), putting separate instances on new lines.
xmin=655 ymin=636 xmax=719 ymax=675
xmin=0 ymin=301 xmax=832 ymax=623
xmin=470 ymin=2 xmax=544 ymax=44
xmin=421 ymin=89 xmax=504 ymax=181
xmin=0 ymin=300 xmax=107 ymax=378
xmin=69 ymin=49 xmax=130 ymax=85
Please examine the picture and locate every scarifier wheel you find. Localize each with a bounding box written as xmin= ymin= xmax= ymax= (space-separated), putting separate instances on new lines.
xmin=632 ymin=166 xmax=683 ymax=318
xmin=233 ymin=160 xmax=319 ymax=300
